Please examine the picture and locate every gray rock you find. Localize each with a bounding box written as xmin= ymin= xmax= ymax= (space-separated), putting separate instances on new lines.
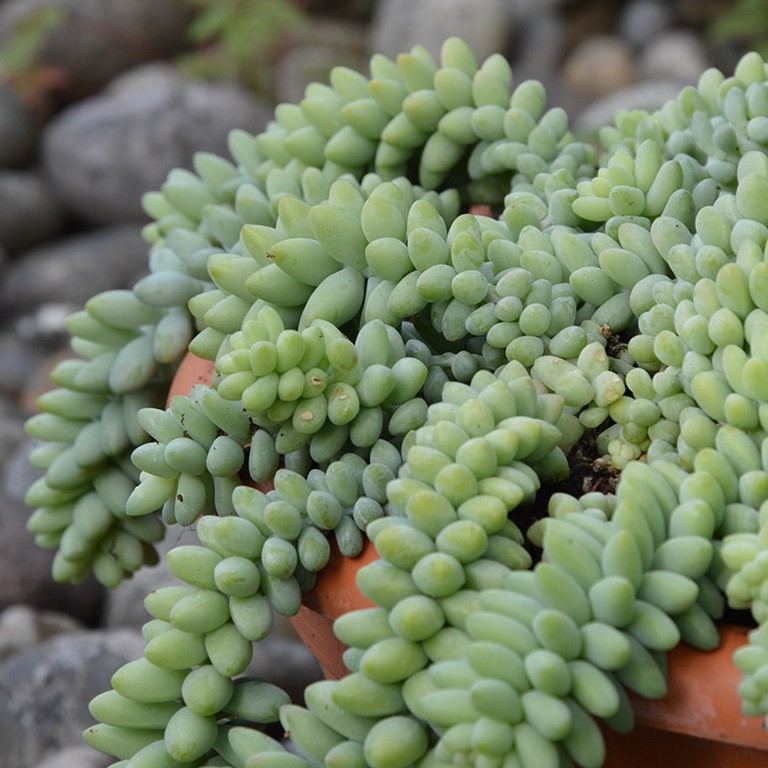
xmin=179 ymin=76 xmax=276 ymax=165
xmin=508 ymin=0 xmax=568 ymax=17
xmin=0 ymin=85 xmax=40 ymax=168
xmin=617 ymin=0 xmax=676 ymax=48
xmin=369 ymin=0 xmax=513 ymax=64
xmin=13 ymin=304 xmax=81 ymax=350
xmin=574 ymin=79 xmax=687 ymax=136
xmin=562 ymin=34 xmax=636 ymax=100
xmin=1 ymin=439 xmax=42 ymax=504
xmin=638 ymin=30 xmax=711 ymax=85
xmin=0 ymin=224 xmax=148 ymax=314
xmin=0 ymin=170 xmax=65 ymax=255
xmin=0 ymin=628 xmax=145 ymax=768
xmin=0 ymin=418 xmax=27 ymax=472
xmin=20 ymin=344 xmax=109 ymax=417
xmin=0 ymin=336 xmax=42 ymax=402
xmin=0 ymin=604 xmax=38 ymax=662
xmin=509 ymin=10 xmax=568 ymax=91
xmin=38 ymin=745 xmax=111 ymax=768
xmin=0 ymin=396 xmax=28 ymax=469
xmin=0 ymin=0 xmax=193 ymax=99
xmin=0 ymin=604 xmax=83 ymax=662
xmin=274 ymin=17 xmax=370 ymax=106
xmin=0 ymin=483 xmax=104 ymax=624
xmin=41 ymin=63 xmax=273 ymax=225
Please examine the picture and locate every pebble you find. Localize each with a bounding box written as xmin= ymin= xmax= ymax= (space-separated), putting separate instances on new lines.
xmin=0 ymin=400 xmax=27 ymax=471
xmin=637 ymin=29 xmax=711 ymax=84
xmin=369 ymin=0 xmax=513 ymax=64
xmin=510 ymin=0 xmax=569 ymax=18
xmin=274 ymin=17 xmax=369 ymax=106
xmin=562 ymin=34 xmax=636 ymax=99
xmin=0 ymin=628 xmax=145 ymax=768
xmin=0 ymin=604 xmax=83 ymax=662
xmin=13 ymin=306 xmax=81 ymax=357
xmin=511 ymin=9 xmax=568 ymax=81
xmin=617 ymin=0 xmax=676 ymax=48
xmin=38 ymin=745 xmax=110 ymax=768
xmin=0 ymin=170 xmax=64 ymax=256
xmin=1 ymin=440 xmax=42 ymax=504
xmin=574 ymin=78 xmax=687 ymax=135
xmin=0 ymin=331 xmax=50 ymax=400
xmin=0 ymin=484 xmax=104 ymax=624
xmin=0 ymin=85 xmax=40 ymax=168
xmin=0 ymin=224 xmax=149 ymax=316
xmin=41 ymin=63 xmax=272 ymax=224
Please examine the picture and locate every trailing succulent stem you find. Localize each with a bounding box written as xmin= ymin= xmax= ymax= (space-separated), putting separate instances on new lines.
xmin=24 ymin=35 xmax=768 ymax=768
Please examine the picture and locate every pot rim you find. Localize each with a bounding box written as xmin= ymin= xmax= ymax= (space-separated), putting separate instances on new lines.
xmin=629 ymin=623 xmax=764 ymax=748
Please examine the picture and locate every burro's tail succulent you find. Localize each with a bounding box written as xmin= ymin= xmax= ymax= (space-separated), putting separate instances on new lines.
xmin=24 ymin=35 xmax=768 ymax=767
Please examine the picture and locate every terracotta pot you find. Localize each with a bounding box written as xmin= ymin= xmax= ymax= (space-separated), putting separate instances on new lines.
xmin=166 ymin=351 xmax=217 ymax=398
xmin=602 ymin=623 xmax=766 ymax=766
xmin=166 ymin=354 xmax=767 ymax=762
xmin=290 ymin=538 xmax=378 ymax=679
xmin=293 ymin=542 xmax=767 ymax=765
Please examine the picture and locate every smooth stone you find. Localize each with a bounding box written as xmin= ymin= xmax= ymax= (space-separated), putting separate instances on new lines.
xmin=0 ymin=480 xmax=104 ymax=624
xmin=41 ymin=63 xmax=273 ymax=224
xmin=273 ymin=17 xmax=369 ymax=106
xmin=0 ymin=439 xmax=42 ymax=504
xmin=574 ymin=79 xmax=687 ymax=136
xmin=0 ymin=224 xmax=149 ymax=315
xmin=511 ymin=10 xmax=568 ymax=80
xmin=13 ymin=305 xmax=81 ymax=354
xmin=0 ymin=397 xmax=28 ymax=472
xmin=0 ymin=604 xmax=83 ymax=662
xmin=617 ymin=0 xmax=676 ymax=48
xmin=0 ymin=628 xmax=145 ymax=768
xmin=38 ymin=745 xmax=111 ymax=768
xmin=0 ymin=85 xmax=40 ymax=167
xmin=509 ymin=0 xmax=569 ymax=16
xmin=369 ymin=0 xmax=513 ymax=64
xmin=638 ymin=29 xmax=711 ymax=84
xmin=0 ymin=170 xmax=65 ymax=255
xmin=562 ymin=34 xmax=636 ymax=99
xmin=0 ymin=330 xmax=58 ymax=400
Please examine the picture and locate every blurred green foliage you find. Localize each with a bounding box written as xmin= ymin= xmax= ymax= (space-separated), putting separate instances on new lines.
xmin=0 ymin=5 xmax=67 ymax=102
xmin=709 ymin=0 xmax=768 ymax=59
xmin=177 ymin=0 xmax=306 ymax=96
xmin=0 ymin=5 xmax=65 ymax=80
xmin=0 ymin=0 xmax=305 ymax=103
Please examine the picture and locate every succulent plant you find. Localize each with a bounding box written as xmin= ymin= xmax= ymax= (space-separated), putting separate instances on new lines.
xmin=24 ymin=36 xmax=768 ymax=768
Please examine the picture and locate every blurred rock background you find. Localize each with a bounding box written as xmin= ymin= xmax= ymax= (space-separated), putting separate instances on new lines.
xmin=0 ymin=0 xmax=759 ymax=764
